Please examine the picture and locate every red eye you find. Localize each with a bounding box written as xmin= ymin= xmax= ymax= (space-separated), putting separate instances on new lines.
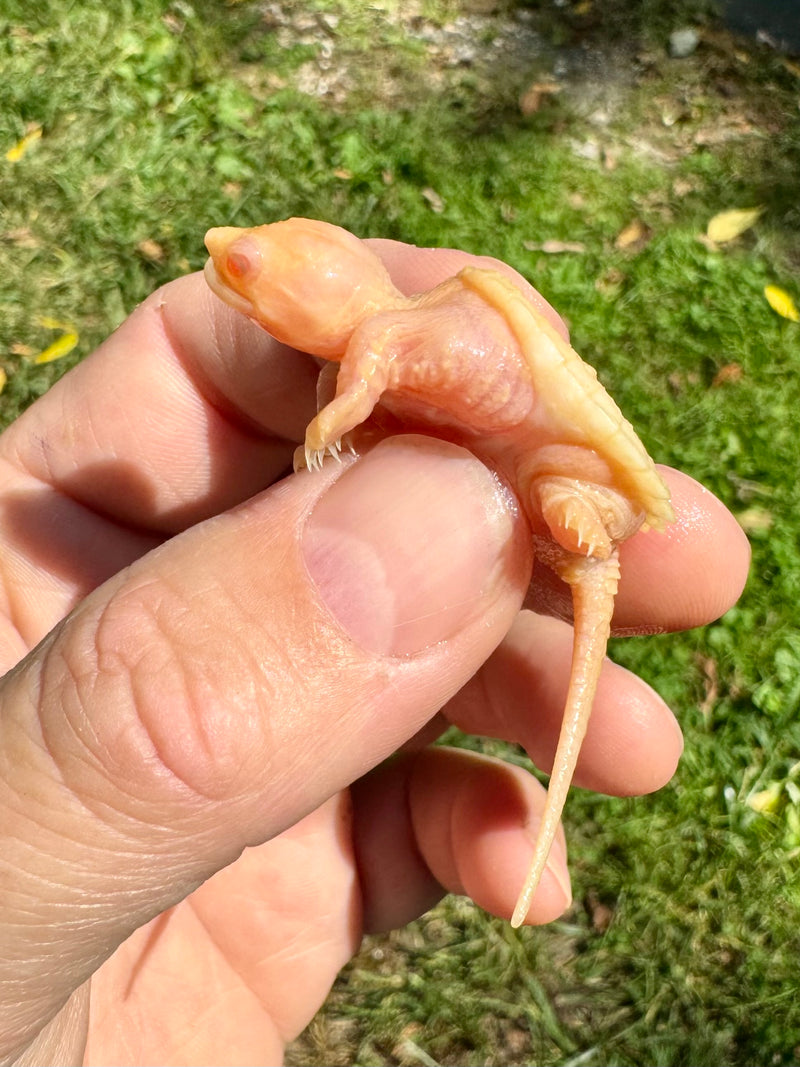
xmin=226 ymin=250 xmax=251 ymax=278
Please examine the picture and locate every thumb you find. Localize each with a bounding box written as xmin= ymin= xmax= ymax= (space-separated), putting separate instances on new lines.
xmin=0 ymin=434 xmax=530 ymax=1060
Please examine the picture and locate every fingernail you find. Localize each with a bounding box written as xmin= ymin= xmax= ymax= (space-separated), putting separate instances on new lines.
xmin=545 ymin=853 xmax=573 ymax=909
xmin=523 ymin=824 xmax=572 ymax=910
xmin=302 ymin=436 xmax=517 ymax=655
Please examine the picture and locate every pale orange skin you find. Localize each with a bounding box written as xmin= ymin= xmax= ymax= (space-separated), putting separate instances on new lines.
xmin=204 ymin=218 xmax=673 ymax=927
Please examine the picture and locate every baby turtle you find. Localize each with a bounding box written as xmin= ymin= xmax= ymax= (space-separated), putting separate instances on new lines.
xmin=204 ymin=217 xmax=673 ymax=927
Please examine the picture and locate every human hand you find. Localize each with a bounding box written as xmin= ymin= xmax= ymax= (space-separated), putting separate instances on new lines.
xmin=0 ymin=241 xmax=749 ymax=1065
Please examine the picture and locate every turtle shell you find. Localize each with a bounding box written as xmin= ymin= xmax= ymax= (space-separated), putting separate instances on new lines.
xmin=459 ymin=266 xmax=674 ymax=532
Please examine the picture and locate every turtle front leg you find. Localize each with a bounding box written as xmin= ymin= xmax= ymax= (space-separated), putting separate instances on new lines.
xmin=295 ymin=385 xmax=375 ymax=472
xmin=295 ymin=325 xmax=394 ymax=472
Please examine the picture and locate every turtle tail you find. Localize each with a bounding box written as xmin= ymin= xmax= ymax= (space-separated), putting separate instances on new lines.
xmin=511 ymin=550 xmax=621 ymax=928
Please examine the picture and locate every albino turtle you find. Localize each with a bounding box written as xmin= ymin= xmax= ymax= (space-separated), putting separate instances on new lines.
xmin=204 ymin=217 xmax=674 ymax=927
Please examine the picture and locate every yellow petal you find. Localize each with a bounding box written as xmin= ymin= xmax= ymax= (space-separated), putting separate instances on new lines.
xmin=5 ymin=126 xmax=42 ymax=163
xmin=764 ymin=284 xmax=800 ymax=322
xmin=0 ymin=368 xmax=6 ymax=395
xmin=33 ymin=331 xmax=79 ymax=364
xmin=706 ymin=206 xmax=764 ymax=243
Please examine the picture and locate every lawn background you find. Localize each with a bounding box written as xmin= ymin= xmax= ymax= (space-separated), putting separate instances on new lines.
xmin=2 ymin=1 xmax=800 ymax=1063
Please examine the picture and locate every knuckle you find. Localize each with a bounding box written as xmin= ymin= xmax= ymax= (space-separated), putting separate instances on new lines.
xmin=40 ymin=573 xmax=278 ymax=820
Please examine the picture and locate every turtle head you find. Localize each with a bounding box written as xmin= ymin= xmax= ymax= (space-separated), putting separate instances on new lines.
xmin=204 ymin=217 xmax=401 ymax=359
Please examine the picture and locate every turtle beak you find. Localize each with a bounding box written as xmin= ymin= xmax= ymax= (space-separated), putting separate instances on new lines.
xmin=203 ymin=255 xmax=257 ymax=318
xmin=203 ymin=227 xmax=266 ymax=319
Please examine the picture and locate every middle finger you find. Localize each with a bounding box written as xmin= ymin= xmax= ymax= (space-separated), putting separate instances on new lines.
xmin=444 ymin=610 xmax=684 ymax=797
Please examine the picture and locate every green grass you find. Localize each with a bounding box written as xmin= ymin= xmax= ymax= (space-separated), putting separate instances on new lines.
xmin=2 ymin=0 xmax=800 ymax=1063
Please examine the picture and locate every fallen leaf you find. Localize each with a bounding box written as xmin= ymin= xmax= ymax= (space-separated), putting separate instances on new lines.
xmin=747 ymin=781 xmax=782 ymax=815
xmin=519 ymin=80 xmax=560 ymax=116
xmin=697 ymin=655 xmax=718 ymax=721
xmin=614 ymin=219 xmax=652 ymax=251
xmin=5 ymin=124 xmax=42 ymax=162
xmin=332 ymin=168 xmax=351 ymax=180
xmin=136 ymin=238 xmax=165 ymax=262
xmin=712 ymin=363 xmax=743 ymax=386
xmin=595 ymin=267 xmax=626 ymax=295
xmin=706 ymin=206 xmax=763 ymax=244
xmin=10 ymin=343 xmax=33 ymax=357
xmin=1 ymin=227 xmax=39 ymax=247
xmin=421 ymin=187 xmax=444 ymax=213
xmin=764 ymin=284 xmax=799 ymax=322
xmin=523 ymin=239 xmax=586 ymax=254
xmin=585 ymin=890 xmax=613 ymax=932
xmin=33 ymin=331 xmax=79 ymax=364
xmin=590 ymin=900 xmax=613 ymax=932
xmin=737 ymin=507 xmax=773 ymax=534
xmin=30 ymin=317 xmax=79 ymax=364
xmin=35 ymin=316 xmax=73 ymax=331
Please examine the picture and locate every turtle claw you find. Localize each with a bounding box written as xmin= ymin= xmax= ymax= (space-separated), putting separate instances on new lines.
xmin=293 ymin=436 xmax=348 ymax=473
